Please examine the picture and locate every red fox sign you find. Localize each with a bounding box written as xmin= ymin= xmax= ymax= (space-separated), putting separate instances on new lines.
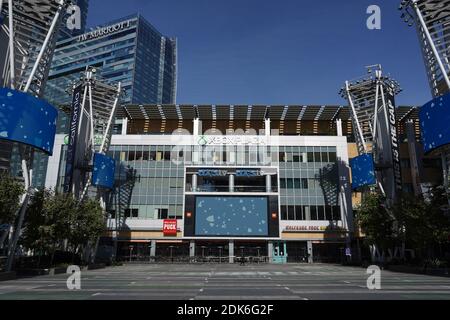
xmin=163 ymin=219 xmax=177 ymax=236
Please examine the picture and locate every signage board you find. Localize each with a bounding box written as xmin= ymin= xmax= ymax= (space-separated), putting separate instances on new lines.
xmin=0 ymin=88 xmax=57 ymax=155
xmin=350 ymin=153 xmax=376 ymax=190
xmin=386 ymin=90 xmax=403 ymax=193
xmin=63 ymin=84 xmax=83 ymax=193
xmin=163 ymin=219 xmax=178 ymax=236
xmin=420 ymin=92 xmax=450 ymax=154
xmin=77 ymin=20 xmax=132 ymax=42
xmin=92 ymin=153 xmax=116 ymax=189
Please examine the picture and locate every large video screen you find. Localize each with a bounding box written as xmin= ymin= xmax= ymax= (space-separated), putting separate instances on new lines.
xmin=420 ymin=92 xmax=450 ymax=154
xmin=195 ymin=196 xmax=268 ymax=236
xmin=0 ymin=88 xmax=57 ymax=155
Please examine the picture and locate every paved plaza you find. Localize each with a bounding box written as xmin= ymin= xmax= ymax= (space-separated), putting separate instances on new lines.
xmin=0 ymin=263 xmax=449 ymax=300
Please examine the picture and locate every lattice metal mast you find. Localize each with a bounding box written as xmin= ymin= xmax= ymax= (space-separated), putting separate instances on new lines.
xmin=0 ymin=0 xmax=70 ymax=272
xmin=399 ymin=0 xmax=450 ymax=97
xmin=73 ymin=67 xmax=122 ymax=202
xmin=340 ymin=65 xmax=402 ymax=200
xmin=400 ymin=0 xmax=450 ymax=204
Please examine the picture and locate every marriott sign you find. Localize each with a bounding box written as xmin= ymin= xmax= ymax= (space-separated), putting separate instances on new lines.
xmin=77 ymin=20 xmax=132 ymax=42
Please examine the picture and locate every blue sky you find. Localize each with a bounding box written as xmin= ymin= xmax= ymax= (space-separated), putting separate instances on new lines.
xmin=87 ymin=0 xmax=431 ymax=106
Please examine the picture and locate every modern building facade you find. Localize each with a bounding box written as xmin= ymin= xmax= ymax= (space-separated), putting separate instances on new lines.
xmin=42 ymin=104 xmax=442 ymax=263
xmin=30 ymin=14 xmax=178 ymax=188
xmin=45 ymin=13 xmax=177 ymax=132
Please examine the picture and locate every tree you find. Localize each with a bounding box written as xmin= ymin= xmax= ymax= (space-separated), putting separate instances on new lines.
xmin=21 ymin=189 xmax=51 ymax=255
xmin=355 ymin=191 xmax=395 ymax=262
xmin=21 ymin=190 xmax=77 ymax=266
xmin=69 ymin=198 xmax=104 ymax=263
xmin=0 ymin=174 xmax=24 ymax=224
xmin=44 ymin=192 xmax=78 ymax=265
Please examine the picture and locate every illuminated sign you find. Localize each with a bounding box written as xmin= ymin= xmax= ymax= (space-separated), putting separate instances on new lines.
xmin=0 ymin=88 xmax=57 ymax=155
xmin=163 ymin=219 xmax=178 ymax=236
xmin=77 ymin=20 xmax=132 ymax=42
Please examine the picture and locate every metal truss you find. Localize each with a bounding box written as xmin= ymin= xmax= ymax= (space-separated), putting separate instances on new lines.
xmin=75 ymin=67 xmax=122 ymax=202
xmin=339 ymin=65 xmax=402 ymax=155
xmin=400 ymin=0 xmax=450 ymax=97
xmin=0 ymin=0 xmax=69 ymax=272
xmin=0 ymin=0 xmax=69 ymax=97
xmin=340 ymin=65 xmax=402 ymax=200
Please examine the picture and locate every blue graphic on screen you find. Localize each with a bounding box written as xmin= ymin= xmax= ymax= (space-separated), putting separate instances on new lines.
xmin=195 ymin=197 xmax=268 ymax=236
xmin=0 ymin=88 xmax=57 ymax=155
xmin=92 ymin=153 xmax=116 ymax=189
xmin=420 ymin=92 xmax=450 ymax=154
xmin=350 ymin=153 xmax=376 ymax=190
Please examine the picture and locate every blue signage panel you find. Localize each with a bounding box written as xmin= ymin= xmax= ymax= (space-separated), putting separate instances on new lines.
xmin=0 ymin=88 xmax=57 ymax=155
xmin=63 ymin=84 xmax=83 ymax=193
xmin=420 ymin=92 xmax=450 ymax=154
xmin=195 ymin=196 xmax=268 ymax=236
xmin=92 ymin=153 xmax=116 ymax=189
xmin=350 ymin=153 xmax=376 ymax=190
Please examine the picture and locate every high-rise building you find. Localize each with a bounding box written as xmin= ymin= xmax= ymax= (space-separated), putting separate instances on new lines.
xmin=45 ymin=14 xmax=177 ymax=119
xmin=31 ymin=14 xmax=178 ymax=188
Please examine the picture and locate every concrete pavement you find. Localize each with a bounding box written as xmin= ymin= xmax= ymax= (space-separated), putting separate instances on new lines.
xmin=0 ymin=263 xmax=449 ymax=300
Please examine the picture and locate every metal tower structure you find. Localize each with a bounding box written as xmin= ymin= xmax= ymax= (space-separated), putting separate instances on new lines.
xmin=400 ymin=0 xmax=450 ymax=202
xmin=0 ymin=0 xmax=69 ymax=271
xmin=340 ymin=65 xmax=403 ymax=205
xmin=63 ymin=67 xmax=122 ymax=203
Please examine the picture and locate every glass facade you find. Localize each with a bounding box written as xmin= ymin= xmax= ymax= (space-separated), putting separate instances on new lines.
xmin=45 ymin=14 xmax=177 ymax=134
xmin=279 ymin=146 xmax=340 ymax=221
xmin=53 ymin=143 xmax=341 ymax=223
xmin=33 ymin=14 xmax=177 ymax=188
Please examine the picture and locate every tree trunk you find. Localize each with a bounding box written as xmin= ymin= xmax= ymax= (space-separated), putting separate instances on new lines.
xmin=50 ymin=242 xmax=56 ymax=267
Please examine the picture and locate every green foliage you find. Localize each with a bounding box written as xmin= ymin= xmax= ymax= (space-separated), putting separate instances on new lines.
xmin=356 ymin=186 xmax=450 ymax=259
xmin=355 ymin=192 xmax=395 ymax=250
xmin=70 ymin=198 xmax=105 ymax=248
xmin=21 ymin=189 xmax=53 ymax=254
xmin=0 ymin=174 xmax=24 ymax=224
xmin=21 ymin=189 xmax=106 ymax=260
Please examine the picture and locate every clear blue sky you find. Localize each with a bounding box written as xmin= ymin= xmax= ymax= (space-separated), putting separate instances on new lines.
xmin=87 ymin=0 xmax=431 ymax=106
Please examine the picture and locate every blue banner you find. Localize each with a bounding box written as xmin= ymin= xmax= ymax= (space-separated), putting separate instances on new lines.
xmin=350 ymin=153 xmax=376 ymax=190
xmin=92 ymin=153 xmax=116 ymax=189
xmin=0 ymin=88 xmax=57 ymax=155
xmin=420 ymin=92 xmax=450 ymax=154
xmin=63 ymin=84 xmax=83 ymax=193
